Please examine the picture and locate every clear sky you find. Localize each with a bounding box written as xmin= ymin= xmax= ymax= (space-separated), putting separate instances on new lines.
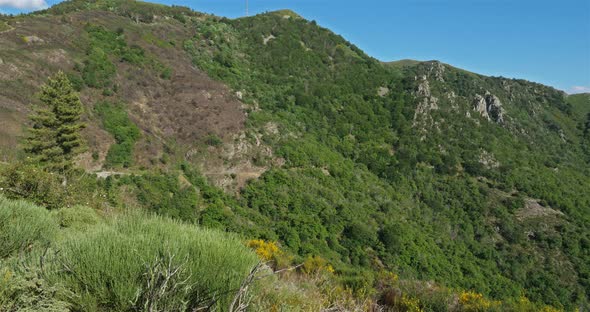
xmin=2 ymin=0 xmax=590 ymax=94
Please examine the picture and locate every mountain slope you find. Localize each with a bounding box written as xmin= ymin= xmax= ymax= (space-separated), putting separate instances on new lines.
xmin=0 ymin=1 xmax=588 ymax=310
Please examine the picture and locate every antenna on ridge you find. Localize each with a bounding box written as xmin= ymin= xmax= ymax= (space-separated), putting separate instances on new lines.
xmin=245 ymin=0 xmax=249 ymax=16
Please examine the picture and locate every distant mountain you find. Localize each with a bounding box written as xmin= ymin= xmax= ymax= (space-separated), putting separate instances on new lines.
xmin=0 ymin=1 xmax=588 ymax=310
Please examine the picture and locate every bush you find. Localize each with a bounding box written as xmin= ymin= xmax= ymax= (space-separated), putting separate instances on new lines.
xmin=0 ymin=163 xmax=66 ymax=209
xmin=0 ymin=163 xmax=108 ymax=210
xmin=247 ymin=239 xmax=280 ymax=261
xmin=0 ymin=267 xmax=71 ymax=311
xmin=126 ymin=173 xmax=198 ymax=221
xmin=51 ymin=205 xmax=100 ymax=230
xmin=43 ymin=213 xmax=259 ymax=311
xmin=82 ymin=46 xmax=116 ymax=88
xmin=0 ymin=196 xmax=57 ymax=259
xmin=205 ymin=134 xmax=223 ymax=147
xmin=95 ymin=101 xmax=141 ymax=168
xmin=459 ymin=291 xmax=499 ymax=311
xmin=302 ymin=255 xmax=334 ymax=275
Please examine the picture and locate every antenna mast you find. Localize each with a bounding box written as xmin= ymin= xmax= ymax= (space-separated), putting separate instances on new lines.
xmin=246 ymin=0 xmax=249 ymax=16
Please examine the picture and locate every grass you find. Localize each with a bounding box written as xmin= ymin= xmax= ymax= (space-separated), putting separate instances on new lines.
xmin=0 ymin=196 xmax=260 ymax=311
xmin=0 ymin=21 xmax=11 ymax=32
xmin=0 ymin=196 xmax=57 ymax=259
xmin=50 ymin=205 xmax=101 ymax=230
xmin=42 ymin=212 xmax=259 ymax=311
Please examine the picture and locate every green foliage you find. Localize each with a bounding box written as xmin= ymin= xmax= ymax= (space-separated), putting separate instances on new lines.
xmin=80 ymin=23 xmax=172 ymax=92
xmin=42 ymin=213 xmax=258 ymax=311
xmin=0 ymin=21 xmax=10 ymax=32
xmin=24 ymin=72 xmax=86 ymax=172
xmin=0 ymin=163 xmax=109 ymax=210
xmin=0 ymin=267 xmax=71 ymax=312
xmin=0 ymin=163 xmax=68 ymax=209
xmin=0 ymin=196 xmax=57 ymax=259
xmin=122 ymin=172 xmax=198 ymax=221
xmin=0 ymin=196 xmax=259 ymax=311
xmin=51 ymin=205 xmax=100 ymax=230
xmin=95 ymin=101 xmax=140 ymax=168
xmin=205 ymin=133 xmax=223 ymax=146
xmin=182 ymin=12 xmax=590 ymax=309
xmin=160 ymin=66 xmax=173 ymax=79
xmin=46 ymin=0 xmax=197 ymax=23
xmin=82 ymin=46 xmax=116 ymax=88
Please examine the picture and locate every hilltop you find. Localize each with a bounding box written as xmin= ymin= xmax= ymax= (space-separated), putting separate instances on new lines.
xmin=0 ymin=1 xmax=588 ymax=310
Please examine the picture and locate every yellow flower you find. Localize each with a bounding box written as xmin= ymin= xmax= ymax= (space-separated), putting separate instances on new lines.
xmin=459 ymin=290 xmax=496 ymax=311
xmin=246 ymin=239 xmax=281 ymax=261
xmin=302 ymin=255 xmax=334 ymax=275
xmin=401 ymin=295 xmax=424 ymax=312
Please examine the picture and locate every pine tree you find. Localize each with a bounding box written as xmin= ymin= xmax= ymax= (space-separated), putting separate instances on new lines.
xmin=25 ymin=71 xmax=86 ymax=172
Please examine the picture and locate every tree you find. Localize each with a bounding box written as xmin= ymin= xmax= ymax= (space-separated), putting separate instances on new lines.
xmin=25 ymin=71 xmax=85 ymax=172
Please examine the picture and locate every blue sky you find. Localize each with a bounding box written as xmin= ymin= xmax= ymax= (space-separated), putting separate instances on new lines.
xmin=2 ymin=0 xmax=589 ymax=94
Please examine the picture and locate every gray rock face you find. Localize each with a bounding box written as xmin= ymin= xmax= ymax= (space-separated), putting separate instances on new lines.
xmin=413 ymin=76 xmax=439 ymax=122
xmin=377 ymin=86 xmax=390 ymax=97
xmin=427 ymin=61 xmax=445 ymax=82
xmin=473 ymin=94 xmax=489 ymax=120
xmin=472 ymin=91 xmax=505 ymax=123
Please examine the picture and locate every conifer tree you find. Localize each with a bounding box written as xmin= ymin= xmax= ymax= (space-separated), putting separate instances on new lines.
xmin=25 ymin=71 xmax=85 ymax=172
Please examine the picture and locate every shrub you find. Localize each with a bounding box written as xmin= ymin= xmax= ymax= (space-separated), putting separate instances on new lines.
xmin=459 ymin=291 xmax=499 ymax=311
xmin=51 ymin=205 xmax=100 ymax=230
xmin=247 ymin=239 xmax=280 ymax=261
xmin=205 ymin=134 xmax=223 ymax=147
xmin=400 ymin=295 xmax=424 ymax=312
xmin=0 ymin=267 xmax=70 ymax=311
xmin=0 ymin=196 xmax=57 ymax=259
xmin=0 ymin=163 xmax=66 ymax=209
xmin=95 ymin=101 xmax=141 ymax=168
xmin=0 ymin=163 xmax=108 ymax=210
xmin=127 ymin=173 xmax=198 ymax=221
xmin=302 ymin=255 xmax=334 ymax=275
xmin=43 ymin=213 xmax=259 ymax=311
xmin=160 ymin=66 xmax=172 ymax=79
xmin=82 ymin=46 xmax=116 ymax=88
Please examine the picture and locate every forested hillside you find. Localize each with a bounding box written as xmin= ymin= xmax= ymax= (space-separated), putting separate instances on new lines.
xmin=0 ymin=1 xmax=588 ymax=311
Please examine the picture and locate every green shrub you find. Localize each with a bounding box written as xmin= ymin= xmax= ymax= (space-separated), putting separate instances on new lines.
xmin=0 ymin=21 xmax=10 ymax=32
xmin=205 ymin=134 xmax=223 ymax=146
xmin=0 ymin=163 xmax=66 ymax=209
xmin=44 ymin=213 xmax=259 ymax=311
xmin=51 ymin=205 xmax=100 ymax=230
xmin=0 ymin=267 xmax=71 ymax=312
xmin=160 ymin=66 xmax=172 ymax=79
xmin=124 ymin=173 xmax=198 ymax=221
xmin=120 ymin=44 xmax=146 ymax=64
xmin=0 ymin=196 xmax=57 ymax=259
xmin=82 ymin=46 xmax=116 ymax=88
xmin=95 ymin=101 xmax=141 ymax=168
xmin=0 ymin=163 xmax=108 ymax=210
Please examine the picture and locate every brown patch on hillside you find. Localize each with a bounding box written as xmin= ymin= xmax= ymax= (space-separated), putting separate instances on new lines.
xmin=0 ymin=109 xmax=24 ymax=161
xmin=0 ymin=11 xmax=265 ymax=189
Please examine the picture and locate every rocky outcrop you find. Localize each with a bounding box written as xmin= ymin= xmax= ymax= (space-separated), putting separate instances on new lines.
xmin=377 ymin=86 xmax=390 ymax=97
xmin=427 ymin=61 xmax=445 ymax=82
xmin=479 ymin=150 xmax=500 ymax=169
xmin=413 ymin=75 xmax=439 ymax=122
xmin=472 ymin=91 xmax=505 ymax=123
xmin=263 ymin=34 xmax=275 ymax=45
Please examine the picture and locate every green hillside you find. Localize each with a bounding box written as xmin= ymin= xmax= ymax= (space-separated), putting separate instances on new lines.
xmin=0 ymin=1 xmax=588 ymax=311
